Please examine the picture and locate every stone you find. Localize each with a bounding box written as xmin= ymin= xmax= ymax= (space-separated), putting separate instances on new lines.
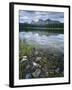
xmin=22 ymin=56 xmax=27 ymax=58
xmin=36 ymin=57 xmax=41 ymax=62
xmin=49 ymin=69 xmax=54 ymax=74
xmin=32 ymin=69 xmax=41 ymax=78
xmin=33 ymin=62 xmax=41 ymax=68
xmin=35 ymin=51 xmax=39 ymax=55
xmin=20 ymin=56 xmax=27 ymax=63
xmin=45 ymin=72 xmax=49 ymax=77
xmin=26 ymin=64 xmax=31 ymax=69
xmin=25 ymin=73 xmax=32 ymax=79
xmin=55 ymin=68 xmax=60 ymax=73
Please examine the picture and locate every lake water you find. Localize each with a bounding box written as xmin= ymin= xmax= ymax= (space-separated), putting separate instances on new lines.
xmin=19 ymin=31 xmax=64 ymax=53
xmin=19 ymin=31 xmax=64 ymax=79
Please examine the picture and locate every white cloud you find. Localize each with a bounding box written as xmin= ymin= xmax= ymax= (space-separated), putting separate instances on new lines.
xmin=22 ymin=16 xmax=29 ymax=19
xmin=19 ymin=10 xmax=64 ymax=23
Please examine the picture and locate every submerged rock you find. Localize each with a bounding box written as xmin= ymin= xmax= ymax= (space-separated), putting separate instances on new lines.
xmin=35 ymin=51 xmax=39 ymax=55
xmin=32 ymin=69 xmax=41 ymax=78
xmin=26 ymin=64 xmax=31 ymax=69
xmin=45 ymin=72 xmax=49 ymax=77
xmin=19 ymin=40 xmax=64 ymax=79
xmin=55 ymin=68 xmax=60 ymax=73
xmin=36 ymin=57 xmax=42 ymax=62
xmin=25 ymin=73 xmax=32 ymax=79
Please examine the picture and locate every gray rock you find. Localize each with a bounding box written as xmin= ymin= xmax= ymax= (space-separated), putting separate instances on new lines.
xmin=20 ymin=56 xmax=27 ymax=63
xmin=25 ymin=73 xmax=32 ymax=79
xmin=45 ymin=72 xmax=49 ymax=76
xmin=36 ymin=57 xmax=41 ymax=62
xmin=32 ymin=69 xmax=41 ymax=78
xmin=55 ymin=68 xmax=60 ymax=73
xmin=35 ymin=51 xmax=39 ymax=55
xmin=33 ymin=62 xmax=41 ymax=68
xmin=26 ymin=64 xmax=31 ymax=69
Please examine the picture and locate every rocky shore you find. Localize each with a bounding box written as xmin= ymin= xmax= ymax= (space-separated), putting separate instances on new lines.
xmin=19 ymin=47 xmax=64 ymax=79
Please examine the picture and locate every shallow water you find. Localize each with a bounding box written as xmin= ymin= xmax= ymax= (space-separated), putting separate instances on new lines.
xmin=19 ymin=31 xmax=64 ymax=53
xmin=19 ymin=31 xmax=64 ymax=79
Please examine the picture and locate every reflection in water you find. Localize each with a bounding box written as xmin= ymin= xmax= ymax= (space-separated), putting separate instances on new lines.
xmin=19 ymin=31 xmax=64 ymax=53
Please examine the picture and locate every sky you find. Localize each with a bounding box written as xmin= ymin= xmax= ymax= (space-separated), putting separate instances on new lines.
xmin=19 ymin=10 xmax=64 ymax=23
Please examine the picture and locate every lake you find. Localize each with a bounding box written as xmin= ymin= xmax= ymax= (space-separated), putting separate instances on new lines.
xmin=19 ymin=31 xmax=64 ymax=53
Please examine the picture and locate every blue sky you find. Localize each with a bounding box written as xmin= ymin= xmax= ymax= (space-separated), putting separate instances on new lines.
xmin=19 ymin=10 xmax=64 ymax=23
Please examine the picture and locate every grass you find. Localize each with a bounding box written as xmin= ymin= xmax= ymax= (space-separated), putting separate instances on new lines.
xmin=19 ymin=39 xmax=33 ymax=59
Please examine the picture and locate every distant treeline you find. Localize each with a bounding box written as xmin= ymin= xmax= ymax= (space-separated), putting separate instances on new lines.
xmin=19 ymin=23 xmax=64 ymax=33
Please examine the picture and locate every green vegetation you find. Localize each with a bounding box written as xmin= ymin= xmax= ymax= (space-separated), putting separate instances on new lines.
xmin=19 ymin=40 xmax=33 ymax=58
xmin=19 ymin=23 xmax=64 ymax=33
xmin=19 ymin=23 xmax=64 ymax=28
